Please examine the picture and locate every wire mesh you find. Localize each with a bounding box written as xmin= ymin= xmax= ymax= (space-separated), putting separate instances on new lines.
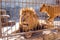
xmin=0 ymin=0 xmax=60 ymax=40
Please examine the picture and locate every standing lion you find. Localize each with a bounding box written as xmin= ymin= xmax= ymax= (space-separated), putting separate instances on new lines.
xmin=40 ymin=4 xmax=60 ymax=28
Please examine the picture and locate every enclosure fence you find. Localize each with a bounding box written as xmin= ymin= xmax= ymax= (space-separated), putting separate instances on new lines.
xmin=0 ymin=0 xmax=60 ymax=40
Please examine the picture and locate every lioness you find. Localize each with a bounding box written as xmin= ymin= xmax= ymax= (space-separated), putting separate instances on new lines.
xmin=40 ymin=4 xmax=60 ymax=24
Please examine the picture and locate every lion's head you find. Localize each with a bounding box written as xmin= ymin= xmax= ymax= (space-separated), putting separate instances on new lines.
xmin=40 ymin=4 xmax=49 ymax=13
xmin=19 ymin=8 xmax=39 ymax=32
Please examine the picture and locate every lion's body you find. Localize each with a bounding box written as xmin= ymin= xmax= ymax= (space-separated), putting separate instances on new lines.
xmin=19 ymin=8 xmax=40 ymax=32
xmin=40 ymin=4 xmax=60 ymax=22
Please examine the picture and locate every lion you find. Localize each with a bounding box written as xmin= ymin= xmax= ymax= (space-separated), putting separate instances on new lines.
xmin=19 ymin=7 xmax=41 ymax=32
xmin=40 ymin=4 xmax=60 ymax=25
xmin=19 ymin=8 xmax=42 ymax=38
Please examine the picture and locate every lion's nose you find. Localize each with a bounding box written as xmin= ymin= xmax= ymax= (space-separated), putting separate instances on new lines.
xmin=22 ymin=17 xmax=25 ymax=21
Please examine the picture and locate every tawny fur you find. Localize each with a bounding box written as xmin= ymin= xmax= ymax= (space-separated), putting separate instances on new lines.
xmin=19 ymin=8 xmax=40 ymax=32
xmin=40 ymin=4 xmax=60 ymax=23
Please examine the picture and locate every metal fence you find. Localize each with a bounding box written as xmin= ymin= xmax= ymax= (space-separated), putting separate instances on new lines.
xmin=0 ymin=0 xmax=60 ymax=40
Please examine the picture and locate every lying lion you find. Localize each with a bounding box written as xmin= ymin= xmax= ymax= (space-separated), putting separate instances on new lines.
xmin=18 ymin=8 xmax=42 ymax=38
xmin=19 ymin=7 xmax=41 ymax=32
xmin=40 ymin=4 xmax=60 ymax=24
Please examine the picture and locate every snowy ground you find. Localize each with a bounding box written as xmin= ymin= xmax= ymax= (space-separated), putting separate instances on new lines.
xmin=1 ymin=19 xmax=60 ymax=36
xmin=0 ymin=19 xmax=60 ymax=40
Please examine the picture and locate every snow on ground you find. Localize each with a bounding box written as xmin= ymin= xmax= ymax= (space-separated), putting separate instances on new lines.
xmin=0 ymin=19 xmax=60 ymax=40
xmin=2 ymin=22 xmax=19 ymax=36
xmin=39 ymin=19 xmax=60 ymax=26
xmin=2 ymin=19 xmax=60 ymax=36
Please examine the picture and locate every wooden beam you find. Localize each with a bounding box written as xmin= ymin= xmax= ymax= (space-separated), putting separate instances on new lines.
xmin=0 ymin=9 xmax=6 ymax=38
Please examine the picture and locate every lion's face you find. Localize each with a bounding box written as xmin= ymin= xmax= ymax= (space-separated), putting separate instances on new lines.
xmin=40 ymin=4 xmax=47 ymax=13
xmin=21 ymin=10 xmax=33 ymax=27
xmin=20 ymin=8 xmax=39 ymax=31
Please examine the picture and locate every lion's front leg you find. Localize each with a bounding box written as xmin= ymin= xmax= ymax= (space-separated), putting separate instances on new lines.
xmin=47 ymin=17 xmax=54 ymax=23
xmin=45 ymin=16 xmax=56 ymax=29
